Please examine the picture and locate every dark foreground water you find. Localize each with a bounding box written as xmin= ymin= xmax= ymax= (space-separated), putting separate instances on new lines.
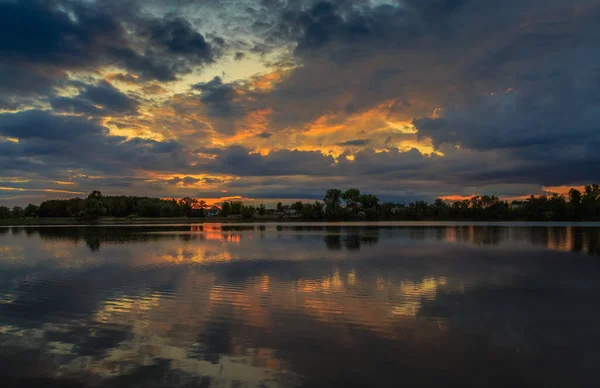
xmin=1 ymin=223 xmax=599 ymax=387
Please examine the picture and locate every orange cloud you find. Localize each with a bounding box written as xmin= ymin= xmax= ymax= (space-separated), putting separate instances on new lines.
xmin=438 ymin=195 xmax=474 ymax=202
xmin=105 ymin=73 xmax=139 ymax=85
xmin=141 ymin=83 xmax=168 ymax=95
xmin=543 ymin=186 xmax=586 ymax=196
xmin=250 ymin=70 xmax=286 ymax=91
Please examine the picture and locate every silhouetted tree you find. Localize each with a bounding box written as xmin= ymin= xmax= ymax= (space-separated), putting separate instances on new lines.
xmin=24 ymin=203 xmax=39 ymax=218
xmin=11 ymin=206 xmax=24 ymax=218
xmin=221 ymin=202 xmax=232 ymax=217
xmin=0 ymin=206 xmax=10 ymax=219
xmin=258 ymin=204 xmax=267 ymax=215
xmin=342 ymin=188 xmax=361 ymax=204
xmin=569 ymin=188 xmax=583 ymax=220
xmin=11 ymin=184 xmax=600 ymax=222
xmin=324 ymin=189 xmax=342 ymax=218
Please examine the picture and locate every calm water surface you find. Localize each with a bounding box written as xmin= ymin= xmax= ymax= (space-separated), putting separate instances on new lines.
xmin=1 ymin=223 xmax=599 ymax=387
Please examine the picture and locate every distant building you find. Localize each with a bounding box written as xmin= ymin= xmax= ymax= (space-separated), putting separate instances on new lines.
xmin=274 ymin=208 xmax=300 ymax=218
xmin=345 ymin=201 xmax=362 ymax=210
xmin=390 ymin=206 xmax=403 ymax=215
xmin=207 ymin=206 xmax=221 ymax=217
xmin=510 ymin=201 xmax=525 ymax=209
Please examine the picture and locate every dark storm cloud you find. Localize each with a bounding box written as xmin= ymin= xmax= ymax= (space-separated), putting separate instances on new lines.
xmin=144 ymin=18 xmax=212 ymax=59
xmin=264 ymin=0 xmax=598 ymax=107
xmin=183 ymin=176 xmax=202 ymax=185
xmin=0 ymin=110 xmax=105 ymax=140
xmin=236 ymin=0 xmax=600 ymax=187
xmin=413 ymin=69 xmax=600 ymax=152
xmin=276 ymin=0 xmax=468 ymax=57
xmin=4 ymin=0 xmax=600 ymax=202
xmin=183 ymin=143 xmax=575 ymax=200
xmin=189 ymin=144 xmax=500 ymax=191
xmin=51 ymin=81 xmax=140 ymax=116
xmin=192 ymin=77 xmax=246 ymax=119
xmin=0 ymin=0 xmax=218 ymax=98
xmin=195 ymin=146 xmax=335 ymax=176
xmin=0 ymin=110 xmax=192 ymax=177
xmin=0 ymin=0 xmax=122 ymax=67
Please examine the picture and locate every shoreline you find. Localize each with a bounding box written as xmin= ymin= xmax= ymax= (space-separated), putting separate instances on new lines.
xmin=2 ymin=217 xmax=600 ymax=227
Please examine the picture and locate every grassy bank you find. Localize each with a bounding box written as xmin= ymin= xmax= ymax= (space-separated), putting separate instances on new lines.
xmin=0 ymin=216 xmax=266 ymax=226
xmin=0 ymin=218 xmax=80 ymax=226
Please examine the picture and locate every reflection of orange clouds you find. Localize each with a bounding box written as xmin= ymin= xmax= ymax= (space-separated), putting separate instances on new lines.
xmin=159 ymin=246 xmax=233 ymax=265
xmin=99 ymin=256 xmax=448 ymax=343
xmin=190 ymin=224 xmax=246 ymax=244
xmin=292 ymin=274 xmax=449 ymax=339
xmin=76 ymin=233 xmax=455 ymax=380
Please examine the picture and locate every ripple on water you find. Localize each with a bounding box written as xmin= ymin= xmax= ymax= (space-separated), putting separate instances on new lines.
xmin=0 ymin=224 xmax=599 ymax=387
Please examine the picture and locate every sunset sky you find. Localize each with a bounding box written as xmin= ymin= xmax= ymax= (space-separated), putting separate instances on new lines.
xmin=1 ymin=0 xmax=599 ymax=206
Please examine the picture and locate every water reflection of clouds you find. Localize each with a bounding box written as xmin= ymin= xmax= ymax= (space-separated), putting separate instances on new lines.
xmin=1 ymin=224 xmax=600 ymax=386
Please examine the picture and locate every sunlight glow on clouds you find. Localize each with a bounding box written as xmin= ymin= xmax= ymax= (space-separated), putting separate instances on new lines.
xmin=1 ymin=0 xmax=599 ymax=205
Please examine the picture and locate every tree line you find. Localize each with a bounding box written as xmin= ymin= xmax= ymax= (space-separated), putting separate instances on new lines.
xmin=1 ymin=185 xmax=600 ymax=221
xmin=0 ymin=191 xmax=209 ymax=221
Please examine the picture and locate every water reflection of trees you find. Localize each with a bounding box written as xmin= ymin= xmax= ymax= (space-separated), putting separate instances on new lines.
xmin=3 ymin=225 xmax=600 ymax=387
xmin=322 ymin=227 xmax=381 ymax=251
xmin=26 ymin=225 xmax=255 ymax=251
xmin=319 ymin=225 xmax=600 ymax=256
xmin=32 ymin=226 xmax=188 ymax=251
xmin=440 ymin=226 xmax=600 ymax=256
xmin=4 ymin=225 xmax=600 ymax=257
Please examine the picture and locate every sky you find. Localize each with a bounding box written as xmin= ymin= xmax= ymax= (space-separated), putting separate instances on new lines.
xmin=1 ymin=0 xmax=599 ymax=206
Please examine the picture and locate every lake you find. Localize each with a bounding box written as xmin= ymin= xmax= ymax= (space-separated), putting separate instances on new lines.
xmin=1 ymin=223 xmax=599 ymax=387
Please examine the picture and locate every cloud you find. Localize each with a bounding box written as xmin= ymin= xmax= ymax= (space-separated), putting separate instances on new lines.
xmin=196 ymin=146 xmax=336 ymax=176
xmin=0 ymin=0 xmax=220 ymax=97
xmin=167 ymin=176 xmax=201 ymax=186
xmin=254 ymin=0 xmax=598 ymax=128
xmin=338 ymin=139 xmax=370 ymax=147
xmin=144 ymin=18 xmax=213 ymax=60
xmin=51 ymin=81 xmax=140 ymax=116
xmin=3 ymin=0 xmax=600 ymax=205
xmin=192 ymin=77 xmax=244 ymax=118
xmin=0 ymin=110 xmax=192 ymax=179
xmin=189 ymin=76 xmax=254 ymax=134
xmin=256 ymin=131 xmax=274 ymax=138
xmin=0 ymin=110 xmax=105 ymax=140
